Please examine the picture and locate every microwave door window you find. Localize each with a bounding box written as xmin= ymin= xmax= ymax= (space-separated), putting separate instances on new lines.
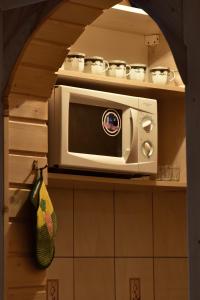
xmin=68 ymin=103 xmax=122 ymax=157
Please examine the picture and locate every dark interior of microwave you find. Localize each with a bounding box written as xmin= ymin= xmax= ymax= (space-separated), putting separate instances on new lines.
xmin=68 ymin=103 xmax=122 ymax=157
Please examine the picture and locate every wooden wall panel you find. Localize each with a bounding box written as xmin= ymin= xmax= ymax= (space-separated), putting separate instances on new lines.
xmin=33 ymin=20 xmax=84 ymax=46
xmin=74 ymin=190 xmax=114 ymax=257
xmin=20 ymin=39 xmax=66 ymax=71
xmin=9 ymin=121 xmax=48 ymax=153
xmin=7 ymin=257 xmax=46 ymax=288
xmin=74 ymin=258 xmax=115 ymax=300
xmin=154 ymin=258 xmax=188 ymax=300
xmin=50 ymin=2 xmax=102 ymax=26
xmin=48 ymin=188 xmax=74 ymax=257
xmin=71 ymin=0 xmax=119 ymax=9
xmin=8 ymin=94 xmax=48 ymax=120
xmin=115 ymin=258 xmax=154 ymax=300
xmin=154 ymin=191 xmax=187 ymax=257
xmin=47 ymin=258 xmax=73 ymax=300
xmin=9 ymin=154 xmax=47 ymax=185
xmin=8 ymin=287 xmax=46 ymax=300
xmin=157 ymin=93 xmax=186 ymax=183
xmin=9 ymin=65 xmax=57 ymax=98
xmin=115 ymin=191 xmax=153 ymax=257
xmin=8 ymin=222 xmax=33 ymax=255
xmin=71 ymin=26 xmax=148 ymax=65
xmin=8 ymin=188 xmax=31 ymax=218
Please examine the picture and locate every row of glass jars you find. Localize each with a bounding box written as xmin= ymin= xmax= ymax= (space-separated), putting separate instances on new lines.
xmin=61 ymin=52 xmax=179 ymax=85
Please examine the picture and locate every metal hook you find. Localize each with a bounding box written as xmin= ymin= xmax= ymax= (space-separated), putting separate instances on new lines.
xmin=32 ymin=160 xmax=48 ymax=173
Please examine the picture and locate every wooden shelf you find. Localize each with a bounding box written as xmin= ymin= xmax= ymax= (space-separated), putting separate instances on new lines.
xmin=48 ymin=172 xmax=187 ymax=191
xmin=56 ymin=70 xmax=185 ymax=97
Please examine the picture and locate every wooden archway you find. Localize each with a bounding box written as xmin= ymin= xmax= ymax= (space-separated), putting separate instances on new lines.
xmin=2 ymin=1 xmax=200 ymax=300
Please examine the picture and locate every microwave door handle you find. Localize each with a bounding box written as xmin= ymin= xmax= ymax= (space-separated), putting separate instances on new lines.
xmin=124 ymin=108 xmax=138 ymax=163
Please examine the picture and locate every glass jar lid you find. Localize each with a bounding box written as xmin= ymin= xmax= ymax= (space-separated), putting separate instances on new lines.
xmin=109 ymin=60 xmax=127 ymax=66
xmin=67 ymin=52 xmax=85 ymax=58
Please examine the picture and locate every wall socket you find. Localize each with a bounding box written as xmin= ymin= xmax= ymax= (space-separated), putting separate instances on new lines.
xmin=130 ymin=278 xmax=141 ymax=300
xmin=47 ymin=279 xmax=59 ymax=300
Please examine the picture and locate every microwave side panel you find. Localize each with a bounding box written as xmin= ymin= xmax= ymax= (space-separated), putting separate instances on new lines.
xmin=48 ymin=86 xmax=62 ymax=167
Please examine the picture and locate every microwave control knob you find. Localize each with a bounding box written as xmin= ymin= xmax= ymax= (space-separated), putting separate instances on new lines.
xmin=142 ymin=141 xmax=153 ymax=158
xmin=142 ymin=118 xmax=153 ymax=133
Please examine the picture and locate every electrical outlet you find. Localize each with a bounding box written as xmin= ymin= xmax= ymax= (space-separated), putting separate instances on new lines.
xmin=144 ymin=34 xmax=160 ymax=46
xmin=130 ymin=278 xmax=141 ymax=300
xmin=47 ymin=279 xmax=59 ymax=300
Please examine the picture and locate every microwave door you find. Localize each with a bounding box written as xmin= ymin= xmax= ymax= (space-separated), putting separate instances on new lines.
xmin=124 ymin=108 xmax=138 ymax=163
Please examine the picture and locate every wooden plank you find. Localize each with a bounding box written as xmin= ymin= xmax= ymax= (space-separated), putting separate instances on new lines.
xmin=9 ymin=188 xmax=31 ymax=218
xmin=8 ymin=93 xmax=48 ymax=120
xmin=50 ymin=2 xmax=102 ymax=26
xmin=8 ymin=288 xmax=46 ymax=300
xmin=57 ymin=70 xmax=185 ymax=96
xmin=9 ymin=121 xmax=48 ymax=153
xmin=47 ymin=258 xmax=73 ymax=300
xmin=74 ymin=258 xmax=114 ymax=300
xmin=8 ymin=221 xmax=34 ymax=255
xmin=10 ymin=65 xmax=57 ymax=98
xmin=7 ymin=256 xmax=46 ymax=288
xmin=154 ymin=258 xmax=188 ymax=300
xmin=48 ymin=188 xmax=73 ymax=257
xmin=20 ymin=39 xmax=67 ymax=71
xmin=71 ymin=0 xmax=119 ymax=9
xmin=48 ymin=172 xmax=187 ymax=190
xmin=9 ymin=154 xmax=47 ymax=185
xmin=115 ymin=191 xmax=153 ymax=257
xmin=115 ymin=258 xmax=154 ymax=300
xmin=74 ymin=190 xmax=114 ymax=256
xmin=33 ymin=19 xmax=84 ymax=46
xmin=154 ymin=191 xmax=187 ymax=257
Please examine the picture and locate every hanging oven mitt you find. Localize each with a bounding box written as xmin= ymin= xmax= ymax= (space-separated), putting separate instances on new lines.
xmin=30 ymin=173 xmax=57 ymax=269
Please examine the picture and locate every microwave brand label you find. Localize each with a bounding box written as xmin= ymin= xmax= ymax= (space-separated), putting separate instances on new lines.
xmin=102 ymin=109 xmax=121 ymax=137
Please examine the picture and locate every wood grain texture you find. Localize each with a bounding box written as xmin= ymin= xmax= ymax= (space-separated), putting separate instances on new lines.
xmin=115 ymin=191 xmax=153 ymax=257
xmin=7 ymin=256 xmax=46 ymax=288
xmin=47 ymin=258 xmax=73 ymax=300
xmin=154 ymin=258 xmax=188 ymax=300
xmin=115 ymin=258 xmax=154 ymax=300
xmin=8 ymin=93 xmax=48 ymax=120
xmin=8 ymin=287 xmax=46 ymax=300
xmin=74 ymin=190 xmax=114 ymax=257
xmin=8 ymin=221 xmax=34 ymax=255
xmin=48 ymin=188 xmax=74 ymax=257
xmin=71 ymin=0 xmax=119 ymax=9
xmin=9 ymin=121 xmax=48 ymax=153
xmin=74 ymin=258 xmax=115 ymax=300
xmin=50 ymin=2 xmax=102 ymax=26
xmin=33 ymin=19 xmax=84 ymax=46
xmin=9 ymin=154 xmax=47 ymax=185
xmin=9 ymin=65 xmax=57 ymax=98
xmin=20 ymin=39 xmax=66 ymax=71
xmin=8 ymin=188 xmax=31 ymax=218
xmin=157 ymin=92 xmax=186 ymax=183
xmin=154 ymin=191 xmax=187 ymax=257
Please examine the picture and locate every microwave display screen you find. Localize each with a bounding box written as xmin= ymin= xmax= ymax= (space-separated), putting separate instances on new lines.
xmin=69 ymin=103 xmax=122 ymax=157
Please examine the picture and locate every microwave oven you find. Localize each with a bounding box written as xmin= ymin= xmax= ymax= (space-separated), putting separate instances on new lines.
xmin=48 ymin=85 xmax=157 ymax=175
